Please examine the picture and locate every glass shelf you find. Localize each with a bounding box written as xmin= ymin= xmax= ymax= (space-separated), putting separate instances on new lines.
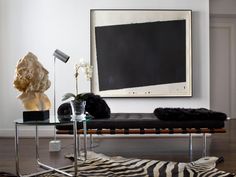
xmin=14 ymin=114 xmax=87 ymax=125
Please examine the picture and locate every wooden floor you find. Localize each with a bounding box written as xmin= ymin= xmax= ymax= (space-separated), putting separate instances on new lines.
xmin=0 ymin=120 xmax=236 ymax=176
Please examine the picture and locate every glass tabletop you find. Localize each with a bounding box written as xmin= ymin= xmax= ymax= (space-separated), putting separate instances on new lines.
xmin=14 ymin=115 xmax=87 ymax=125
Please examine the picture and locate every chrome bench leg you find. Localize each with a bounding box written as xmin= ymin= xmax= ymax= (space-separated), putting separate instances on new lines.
xmin=203 ymin=133 xmax=207 ymax=157
xmin=189 ymin=133 xmax=193 ymax=161
xmin=89 ymin=134 xmax=93 ymax=150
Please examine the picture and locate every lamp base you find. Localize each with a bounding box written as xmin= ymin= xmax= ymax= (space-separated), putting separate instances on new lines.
xmin=23 ymin=110 xmax=49 ymax=122
xmin=49 ymin=140 xmax=61 ymax=152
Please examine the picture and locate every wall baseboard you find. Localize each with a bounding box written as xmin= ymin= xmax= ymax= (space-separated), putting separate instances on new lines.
xmin=0 ymin=127 xmax=55 ymax=137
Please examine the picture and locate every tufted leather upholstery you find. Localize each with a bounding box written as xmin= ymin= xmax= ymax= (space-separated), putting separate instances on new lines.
xmin=56 ymin=113 xmax=225 ymax=131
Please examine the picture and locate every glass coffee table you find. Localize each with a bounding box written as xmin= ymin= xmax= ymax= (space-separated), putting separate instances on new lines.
xmin=14 ymin=115 xmax=87 ymax=177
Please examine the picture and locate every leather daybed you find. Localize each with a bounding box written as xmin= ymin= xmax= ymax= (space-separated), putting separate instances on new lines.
xmin=56 ymin=94 xmax=226 ymax=136
xmin=56 ymin=111 xmax=226 ymax=159
xmin=56 ymin=93 xmax=227 ymax=158
xmin=56 ymin=112 xmax=226 ymax=135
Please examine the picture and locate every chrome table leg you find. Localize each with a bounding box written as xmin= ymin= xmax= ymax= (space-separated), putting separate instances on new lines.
xmin=15 ymin=123 xmax=20 ymax=177
xmin=74 ymin=119 xmax=78 ymax=176
xmin=83 ymin=121 xmax=87 ymax=161
xmin=35 ymin=125 xmax=39 ymax=161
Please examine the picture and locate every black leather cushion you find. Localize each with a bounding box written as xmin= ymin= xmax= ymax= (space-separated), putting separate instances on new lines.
xmin=56 ymin=113 xmax=225 ymax=130
xmin=154 ymin=108 xmax=227 ymax=121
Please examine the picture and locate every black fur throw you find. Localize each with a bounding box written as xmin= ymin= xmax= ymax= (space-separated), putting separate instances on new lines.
xmin=154 ymin=108 xmax=227 ymax=121
xmin=58 ymin=93 xmax=110 ymax=120
xmin=77 ymin=93 xmax=110 ymax=119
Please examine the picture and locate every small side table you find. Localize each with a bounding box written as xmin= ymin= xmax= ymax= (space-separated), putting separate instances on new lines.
xmin=14 ymin=115 xmax=87 ymax=177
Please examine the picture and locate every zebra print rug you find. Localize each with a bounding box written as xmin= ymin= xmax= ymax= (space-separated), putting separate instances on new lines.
xmin=39 ymin=151 xmax=235 ymax=177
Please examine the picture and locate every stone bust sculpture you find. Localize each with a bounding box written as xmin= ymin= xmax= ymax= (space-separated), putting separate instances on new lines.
xmin=13 ymin=52 xmax=51 ymax=111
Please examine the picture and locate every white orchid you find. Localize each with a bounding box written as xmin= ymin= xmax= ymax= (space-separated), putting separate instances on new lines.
xmin=62 ymin=58 xmax=93 ymax=102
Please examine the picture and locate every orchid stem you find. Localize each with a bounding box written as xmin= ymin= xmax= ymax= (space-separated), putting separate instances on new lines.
xmin=75 ymin=65 xmax=80 ymax=95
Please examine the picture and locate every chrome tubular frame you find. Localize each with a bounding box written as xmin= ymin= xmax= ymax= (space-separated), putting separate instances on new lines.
xmin=14 ymin=118 xmax=87 ymax=177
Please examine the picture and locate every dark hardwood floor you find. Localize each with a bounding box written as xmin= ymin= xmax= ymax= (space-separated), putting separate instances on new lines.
xmin=0 ymin=120 xmax=236 ymax=176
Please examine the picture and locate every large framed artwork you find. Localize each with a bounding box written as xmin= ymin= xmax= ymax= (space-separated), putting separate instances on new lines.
xmin=91 ymin=9 xmax=192 ymax=97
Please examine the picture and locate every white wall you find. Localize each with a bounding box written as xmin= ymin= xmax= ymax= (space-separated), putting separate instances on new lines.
xmin=210 ymin=0 xmax=236 ymax=15
xmin=209 ymin=0 xmax=236 ymax=118
xmin=0 ymin=0 xmax=210 ymax=136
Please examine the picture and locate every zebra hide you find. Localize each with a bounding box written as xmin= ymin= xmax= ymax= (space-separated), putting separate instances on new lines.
xmin=39 ymin=151 xmax=235 ymax=177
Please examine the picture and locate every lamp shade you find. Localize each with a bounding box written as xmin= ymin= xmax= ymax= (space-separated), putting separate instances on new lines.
xmin=53 ymin=49 xmax=70 ymax=63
